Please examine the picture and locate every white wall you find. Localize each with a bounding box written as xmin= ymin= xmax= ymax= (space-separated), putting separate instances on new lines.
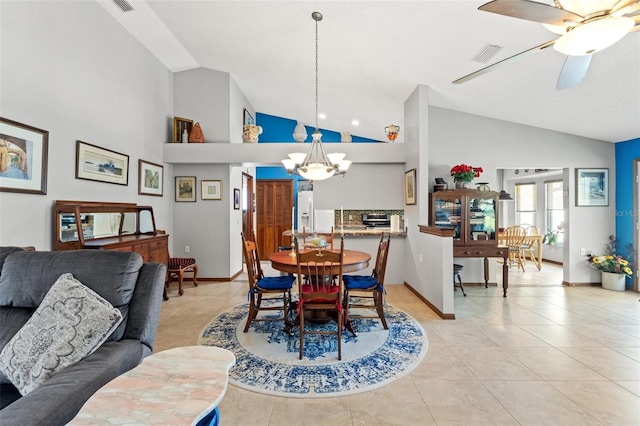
xmin=174 ymin=69 xmax=231 ymax=143
xmin=428 ymin=107 xmax=615 ymax=285
xmin=0 ymin=1 xmax=173 ymax=249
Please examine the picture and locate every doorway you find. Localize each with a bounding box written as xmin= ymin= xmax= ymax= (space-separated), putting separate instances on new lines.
xmin=242 ymin=172 xmax=254 ymax=241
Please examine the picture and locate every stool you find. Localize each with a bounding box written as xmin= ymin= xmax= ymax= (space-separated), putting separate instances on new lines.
xmin=453 ymin=264 xmax=466 ymax=296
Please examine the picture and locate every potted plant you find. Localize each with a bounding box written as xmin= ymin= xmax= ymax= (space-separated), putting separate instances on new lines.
xmin=542 ymin=228 xmax=559 ymax=245
xmin=586 ymin=236 xmax=633 ymax=291
xmin=450 ymin=164 xmax=483 ymax=189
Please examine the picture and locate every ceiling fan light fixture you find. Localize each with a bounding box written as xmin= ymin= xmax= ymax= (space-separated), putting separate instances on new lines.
xmin=554 ymin=16 xmax=634 ymax=55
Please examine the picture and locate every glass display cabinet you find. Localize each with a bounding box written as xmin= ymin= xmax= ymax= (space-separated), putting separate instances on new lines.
xmin=429 ymin=189 xmax=509 ymax=296
xmin=53 ymin=200 xmax=168 ymax=266
xmin=430 ymin=189 xmax=498 ymax=246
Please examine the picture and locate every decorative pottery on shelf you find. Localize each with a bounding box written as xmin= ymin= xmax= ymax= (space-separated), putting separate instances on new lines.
xmin=601 ymin=271 xmax=626 ymax=291
xmin=243 ymin=125 xmax=263 ymax=143
xmin=455 ymin=180 xmax=468 ymax=189
xmin=476 ymin=182 xmax=491 ymax=191
xmin=293 ymin=122 xmax=307 ymax=143
xmin=384 ymin=124 xmax=400 ymax=142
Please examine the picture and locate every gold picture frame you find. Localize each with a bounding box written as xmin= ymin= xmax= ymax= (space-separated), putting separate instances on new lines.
xmin=404 ymin=169 xmax=416 ymax=205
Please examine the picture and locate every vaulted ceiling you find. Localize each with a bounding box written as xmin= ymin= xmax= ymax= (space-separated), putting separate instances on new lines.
xmin=99 ymin=0 xmax=640 ymax=143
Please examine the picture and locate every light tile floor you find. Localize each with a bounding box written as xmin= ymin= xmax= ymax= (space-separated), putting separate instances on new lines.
xmin=155 ymin=262 xmax=640 ymax=425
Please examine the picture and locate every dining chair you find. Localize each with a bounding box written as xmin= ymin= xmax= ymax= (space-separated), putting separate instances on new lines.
xmin=502 ymin=225 xmax=526 ymax=271
xmin=241 ymin=232 xmax=295 ymax=333
xmin=343 ymin=233 xmax=390 ymax=333
xmin=295 ymin=235 xmax=345 ymax=360
xmin=158 ymin=230 xmax=198 ymax=297
xmin=521 ymin=225 xmax=540 ymax=265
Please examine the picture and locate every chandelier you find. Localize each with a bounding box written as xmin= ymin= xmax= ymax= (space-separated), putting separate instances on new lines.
xmin=282 ymin=11 xmax=351 ymax=181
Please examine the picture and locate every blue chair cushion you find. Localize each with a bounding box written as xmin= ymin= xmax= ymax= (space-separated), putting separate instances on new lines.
xmin=256 ymin=275 xmax=295 ymax=291
xmin=344 ymin=275 xmax=378 ymax=290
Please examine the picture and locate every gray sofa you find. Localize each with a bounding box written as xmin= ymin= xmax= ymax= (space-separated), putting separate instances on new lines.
xmin=0 ymin=247 xmax=166 ymax=426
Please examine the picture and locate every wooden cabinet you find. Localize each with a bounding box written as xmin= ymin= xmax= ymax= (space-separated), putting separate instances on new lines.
xmin=53 ymin=200 xmax=168 ymax=267
xmin=429 ymin=189 xmax=499 ymax=247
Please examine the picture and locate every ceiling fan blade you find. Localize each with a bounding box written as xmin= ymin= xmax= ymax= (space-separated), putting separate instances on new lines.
xmin=556 ymin=54 xmax=592 ymax=90
xmin=453 ymin=40 xmax=556 ymax=85
xmin=479 ymin=0 xmax=583 ymax=26
xmin=612 ymin=0 xmax=640 ymax=15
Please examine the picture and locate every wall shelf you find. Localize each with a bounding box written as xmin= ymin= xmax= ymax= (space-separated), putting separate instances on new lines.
xmin=163 ymin=142 xmax=406 ymax=165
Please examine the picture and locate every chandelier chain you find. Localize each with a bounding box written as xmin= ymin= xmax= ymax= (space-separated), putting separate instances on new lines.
xmin=315 ymin=15 xmax=319 ymax=131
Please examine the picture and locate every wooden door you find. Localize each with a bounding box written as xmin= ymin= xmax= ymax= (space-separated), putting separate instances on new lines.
xmin=256 ymin=179 xmax=293 ymax=260
xmin=242 ymin=172 xmax=254 ymax=241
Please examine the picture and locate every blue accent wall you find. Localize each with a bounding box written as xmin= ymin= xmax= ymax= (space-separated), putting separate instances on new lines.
xmin=256 ymin=112 xmax=379 ymax=143
xmin=615 ymin=137 xmax=640 ymax=285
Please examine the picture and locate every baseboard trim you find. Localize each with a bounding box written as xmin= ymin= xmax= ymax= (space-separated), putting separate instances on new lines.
xmin=542 ymin=259 xmax=563 ymax=266
xmin=404 ymin=282 xmax=455 ymax=320
xmin=562 ymin=281 xmax=601 ymax=287
xmin=168 ymin=269 xmax=243 ymax=283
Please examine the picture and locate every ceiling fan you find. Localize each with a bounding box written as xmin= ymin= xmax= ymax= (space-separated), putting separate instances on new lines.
xmin=453 ymin=0 xmax=640 ymax=89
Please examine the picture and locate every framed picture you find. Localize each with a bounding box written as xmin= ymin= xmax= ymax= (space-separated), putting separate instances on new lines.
xmin=173 ymin=117 xmax=193 ymax=143
xmin=243 ymin=108 xmax=254 ymax=126
xmin=0 ymin=117 xmax=49 ymax=195
xmin=404 ymin=168 xmax=416 ymax=205
xmin=234 ymin=188 xmax=240 ymax=210
xmin=576 ymin=168 xmax=608 ymax=206
xmin=76 ymin=140 xmax=129 ymax=186
xmin=138 ymin=159 xmax=163 ymax=196
xmin=202 ymin=180 xmax=222 ymax=200
xmin=175 ymin=176 xmax=196 ymax=202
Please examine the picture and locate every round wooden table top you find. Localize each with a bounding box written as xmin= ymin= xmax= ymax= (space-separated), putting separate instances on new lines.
xmin=268 ymin=249 xmax=371 ymax=275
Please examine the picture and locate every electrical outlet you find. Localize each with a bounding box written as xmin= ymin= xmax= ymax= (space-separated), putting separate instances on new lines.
xmin=580 ymin=248 xmax=586 ymax=256
xmin=185 ymin=245 xmax=190 ymax=253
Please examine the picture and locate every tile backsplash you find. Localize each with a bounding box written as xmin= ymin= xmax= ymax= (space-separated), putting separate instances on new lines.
xmin=333 ymin=209 xmax=405 ymax=227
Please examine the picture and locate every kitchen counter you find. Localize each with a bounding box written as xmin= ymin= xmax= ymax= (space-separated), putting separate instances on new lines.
xmin=283 ymin=228 xmax=406 ymax=237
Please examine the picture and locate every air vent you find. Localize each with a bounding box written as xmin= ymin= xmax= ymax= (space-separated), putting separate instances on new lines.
xmin=471 ymin=44 xmax=503 ymax=63
xmin=113 ymin=0 xmax=134 ymax=12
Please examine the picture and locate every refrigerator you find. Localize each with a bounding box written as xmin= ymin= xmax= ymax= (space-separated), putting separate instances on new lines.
xmin=297 ymin=191 xmax=313 ymax=232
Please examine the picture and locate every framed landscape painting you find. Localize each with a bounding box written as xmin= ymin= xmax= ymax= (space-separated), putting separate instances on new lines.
xmin=0 ymin=117 xmax=49 ymax=195
xmin=175 ymin=176 xmax=196 ymax=202
xmin=404 ymin=168 xmax=416 ymax=205
xmin=575 ymin=168 xmax=608 ymax=206
xmin=76 ymin=140 xmax=129 ymax=185
xmin=138 ymin=159 xmax=163 ymax=196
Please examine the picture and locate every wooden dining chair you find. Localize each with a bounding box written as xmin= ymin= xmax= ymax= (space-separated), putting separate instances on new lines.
xmin=502 ymin=225 xmax=526 ymax=271
xmin=295 ymin=235 xmax=345 ymax=360
xmin=521 ymin=225 xmax=541 ymax=266
xmin=241 ymin=232 xmax=295 ymax=333
xmin=343 ymin=233 xmax=390 ymax=334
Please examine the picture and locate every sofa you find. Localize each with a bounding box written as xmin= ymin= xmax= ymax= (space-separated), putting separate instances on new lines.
xmin=0 ymin=247 xmax=166 ymax=426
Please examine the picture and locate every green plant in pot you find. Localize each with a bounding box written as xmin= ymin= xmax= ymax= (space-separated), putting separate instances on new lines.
xmin=542 ymin=228 xmax=559 ymax=245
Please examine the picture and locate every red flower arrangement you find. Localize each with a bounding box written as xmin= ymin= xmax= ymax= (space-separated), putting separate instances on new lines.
xmin=450 ymin=164 xmax=483 ymax=183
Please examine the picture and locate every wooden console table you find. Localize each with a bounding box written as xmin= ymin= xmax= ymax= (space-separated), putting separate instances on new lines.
xmin=454 ymin=245 xmax=509 ymax=297
xmin=69 ymin=346 xmax=235 ymax=425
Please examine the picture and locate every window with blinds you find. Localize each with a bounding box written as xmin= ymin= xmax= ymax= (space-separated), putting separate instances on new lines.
xmin=515 ymin=183 xmax=536 ymax=226
xmin=545 ymin=180 xmax=564 ymax=244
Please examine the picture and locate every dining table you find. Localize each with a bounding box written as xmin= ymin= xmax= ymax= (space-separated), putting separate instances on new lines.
xmin=268 ymin=248 xmax=371 ymax=275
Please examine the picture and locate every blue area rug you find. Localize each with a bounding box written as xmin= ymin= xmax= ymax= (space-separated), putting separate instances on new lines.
xmin=197 ymin=301 xmax=428 ymax=398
